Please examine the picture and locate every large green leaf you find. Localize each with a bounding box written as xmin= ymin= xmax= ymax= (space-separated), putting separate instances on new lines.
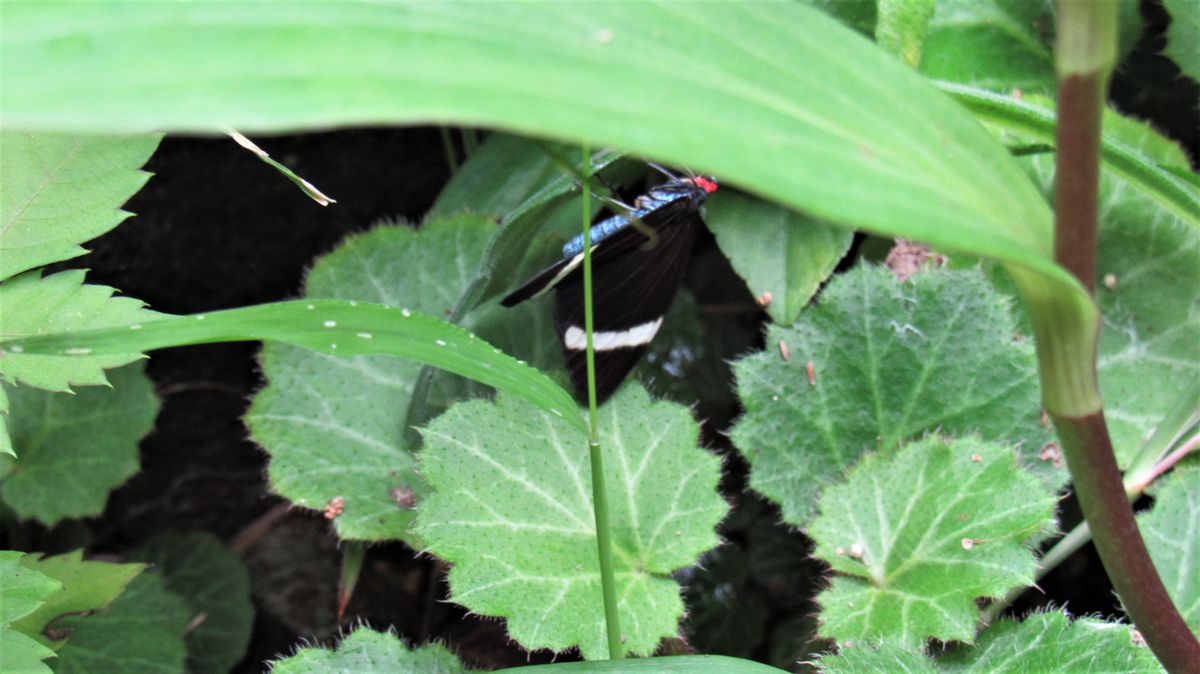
xmin=0 ymin=133 xmax=159 ymax=281
xmin=269 ymin=627 xmax=469 ymax=674
xmin=705 ymin=191 xmax=853 ymax=325
xmin=1018 ymin=154 xmax=1200 ymax=466
xmin=52 ymin=572 xmax=190 ymax=674
xmin=415 ymin=384 xmax=727 ymax=660
xmin=131 ymin=532 xmax=255 ymax=674
xmin=0 ymin=362 xmax=157 ymax=525
xmin=1162 ymin=0 xmax=1200 ymax=82
xmin=246 ymin=214 xmax=562 ymax=542
xmin=809 ymin=436 xmax=1056 ymax=649
xmin=10 ymin=550 xmax=144 ymax=650
xmin=0 ymin=551 xmax=61 ymax=674
xmin=731 ymin=266 xmax=1054 ymax=526
xmin=0 ymin=270 xmax=161 ymax=393
xmin=497 ymin=657 xmax=790 ymax=673
xmin=1139 ymin=466 xmax=1200 ymax=632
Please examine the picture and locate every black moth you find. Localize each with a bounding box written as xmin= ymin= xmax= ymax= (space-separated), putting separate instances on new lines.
xmin=501 ymin=172 xmax=718 ymax=404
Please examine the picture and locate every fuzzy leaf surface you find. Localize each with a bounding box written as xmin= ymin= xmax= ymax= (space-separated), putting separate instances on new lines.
xmin=132 ymin=532 xmax=254 ymax=674
xmin=731 ymin=266 xmax=1052 ymax=525
xmin=0 ymin=551 xmax=60 ymax=674
xmin=11 ymin=550 xmax=144 ymax=650
xmin=1139 ymin=466 xmax=1200 ymax=631
xmin=416 ymin=385 xmax=727 ymax=660
xmin=247 ymin=213 xmax=558 ymax=542
xmin=706 ymin=191 xmax=853 ymax=325
xmin=817 ymin=643 xmax=937 ymax=673
xmin=938 ymin=610 xmax=1161 ymax=672
xmin=809 ymin=436 xmax=1056 ymax=649
xmin=0 ymin=270 xmax=160 ymax=393
xmin=269 ymin=627 xmax=468 ymax=674
xmin=0 ymin=133 xmax=159 ymax=281
xmin=1020 ymin=154 xmax=1200 ymax=465
xmin=1162 ymin=0 xmax=1200 ymax=82
xmin=52 ymin=572 xmax=189 ymax=674
xmin=0 ymin=362 xmax=157 ymax=525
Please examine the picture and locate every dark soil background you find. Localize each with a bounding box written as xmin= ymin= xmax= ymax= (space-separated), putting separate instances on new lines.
xmin=21 ymin=1 xmax=1198 ymax=670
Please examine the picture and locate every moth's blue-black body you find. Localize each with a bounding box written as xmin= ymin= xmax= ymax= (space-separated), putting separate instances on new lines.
xmin=501 ymin=174 xmax=718 ymax=404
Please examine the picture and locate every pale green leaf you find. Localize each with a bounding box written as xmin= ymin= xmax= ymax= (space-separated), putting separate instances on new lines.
xmin=1019 ymin=154 xmax=1200 ymax=465
xmin=817 ymin=643 xmax=936 ymax=673
xmin=0 ymin=133 xmax=159 ymax=281
xmin=246 ymin=213 xmax=549 ymax=541
xmin=809 ymin=436 xmax=1056 ymax=649
xmin=11 ymin=550 xmax=143 ymax=651
xmin=876 ymin=0 xmax=936 ymax=67
xmin=0 ymin=270 xmax=161 ymax=393
xmin=0 ymin=362 xmax=157 ymax=525
xmin=1163 ymin=0 xmax=1200 ymax=82
xmin=268 ymin=627 xmax=468 ymax=674
xmin=939 ymin=610 xmax=1160 ymax=673
xmin=52 ymin=573 xmax=189 ymax=674
xmin=919 ymin=0 xmax=1139 ymax=95
xmin=496 ymin=656 xmax=791 ymax=673
xmin=132 ymin=532 xmax=254 ymax=674
xmin=0 ymin=551 xmax=62 ymax=674
xmin=731 ymin=266 xmax=1054 ymax=526
xmin=706 ymin=191 xmax=853 ymax=325
xmin=1139 ymin=465 xmax=1200 ymax=632
xmin=415 ymin=384 xmax=727 ymax=660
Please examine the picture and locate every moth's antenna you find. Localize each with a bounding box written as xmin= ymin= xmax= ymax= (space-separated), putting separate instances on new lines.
xmin=647 ymin=162 xmax=680 ymax=181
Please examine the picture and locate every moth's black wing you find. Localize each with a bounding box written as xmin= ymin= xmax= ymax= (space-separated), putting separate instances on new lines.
xmin=553 ymin=208 xmax=699 ymax=403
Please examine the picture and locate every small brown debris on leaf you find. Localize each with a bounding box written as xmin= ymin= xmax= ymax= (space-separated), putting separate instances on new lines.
xmin=390 ymin=486 xmax=417 ymax=509
xmin=756 ymin=291 xmax=773 ymax=307
xmin=778 ymin=340 xmax=790 ymax=362
xmin=806 ymin=360 xmax=816 ymax=385
xmin=1104 ymin=273 xmax=1117 ymax=289
xmin=885 ymin=238 xmax=946 ymax=281
xmin=1038 ymin=442 xmax=1062 ymax=468
xmin=324 ymin=496 xmax=346 ymax=519
xmin=970 ymin=453 xmax=983 ymax=463
xmin=848 ymin=543 xmax=864 ymax=559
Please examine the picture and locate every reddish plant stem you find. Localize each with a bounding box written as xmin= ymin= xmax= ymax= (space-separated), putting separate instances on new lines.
xmin=1053 ymin=415 xmax=1200 ymax=672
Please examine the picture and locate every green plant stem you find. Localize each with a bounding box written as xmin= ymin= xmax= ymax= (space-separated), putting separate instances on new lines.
xmin=1050 ymin=3 xmax=1200 ymax=670
xmin=580 ymin=144 xmax=622 ymax=659
xmin=439 ymin=126 xmax=459 ymax=173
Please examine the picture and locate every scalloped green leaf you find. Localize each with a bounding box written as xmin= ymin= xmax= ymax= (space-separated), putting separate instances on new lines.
xmin=496 ymin=656 xmax=791 ymax=674
xmin=817 ymin=643 xmax=936 ymax=673
xmin=1018 ymin=154 xmax=1200 ymax=466
xmin=52 ymin=572 xmax=190 ymax=674
xmin=809 ymin=436 xmax=1056 ymax=649
xmin=132 ymin=532 xmax=254 ymax=674
xmin=0 ymin=362 xmax=157 ymax=525
xmin=0 ymin=133 xmax=159 ymax=281
xmin=11 ymin=550 xmax=144 ymax=650
xmin=246 ymin=214 xmax=562 ymax=542
xmin=938 ymin=610 xmax=1160 ymax=672
xmin=0 ymin=551 xmax=61 ymax=674
xmin=706 ymin=191 xmax=853 ymax=325
xmin=1162 ymin=0 xmax=1200 ymax=82
xmin=1139 ymin=465 xmax=1200 ymax=632
xmin=0 ymin=270 xmax=161 ymax=393
xmin=415 ymin=384 xmax=727 ymax=660
xmin=730 ymin=266 xmax=1054 ymax=526
xmin=269 ymin=627 xmax=469 ymax=674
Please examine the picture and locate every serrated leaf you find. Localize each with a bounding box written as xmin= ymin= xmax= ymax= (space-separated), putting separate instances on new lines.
xmin=11 ymin=550 xmax=144 ymax=650
xmin=706 ymin=191 xmax=853 ymax=325
xmin=247 ymin=213 xmax=560 ymax=542
xmin=269 ymin=627 xmax=468 ymax=674
xmin=817 ymin=643 xmax=937 ymax=673
xmin=0 ymin=362 xmax=157 ymax=525
xmin=0 ymin=551 xmax=61 ymax=674
xmin=0 ymin=270 xmax=161 ymax=393
xmin=809 ymin=436 xmax=1056 ymax=649
xmin=939 ymin=610 xmax=1160 ymax=673
xmin=1140 ymin=465 xmax=1200 ymax=632
xmin=731 ymin=266 xmax=1054 ymax=526
xmin=495 ymin=656 xmax=791 ymax=674
xmin=132 ymin=532 xmax=254 ymax=674
xmin=0 ymin=133 xmax=160 ymax=281
xmin=415 ymin=384 xmax=727 ymax=660
xmin=1019 ymin=154 xmax=1200 ymax=465
xmin=52 ymin=572 xmax=189 ymax=674
xmin=1163 ymin=0 xmax=1200 ymax=82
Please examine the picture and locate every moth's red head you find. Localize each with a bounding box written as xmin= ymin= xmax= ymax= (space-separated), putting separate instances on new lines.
xmin=693 ymin=176 xmax=719 ymax=194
